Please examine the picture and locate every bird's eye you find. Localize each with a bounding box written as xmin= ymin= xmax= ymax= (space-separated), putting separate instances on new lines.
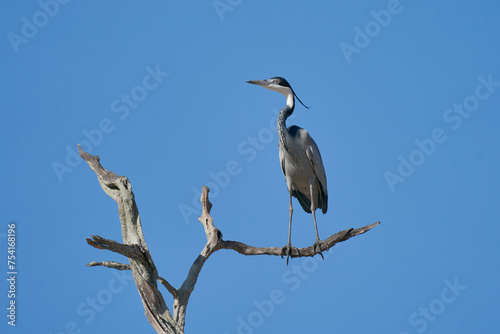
xmin=275 ymin=79 xmax=280 ymax=84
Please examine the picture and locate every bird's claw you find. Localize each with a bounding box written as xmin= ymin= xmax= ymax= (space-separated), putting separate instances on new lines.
xmin=281 ymin=244 xmax=299 ymax=265
xmin=313 ymin=240 xmax=329 ymax=260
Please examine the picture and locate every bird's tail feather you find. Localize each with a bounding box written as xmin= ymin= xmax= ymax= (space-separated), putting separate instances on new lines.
xmin=292 ymin=190 xmax=312 ymax=213
xmin=292 ymin=189 xmax=327 ymax=214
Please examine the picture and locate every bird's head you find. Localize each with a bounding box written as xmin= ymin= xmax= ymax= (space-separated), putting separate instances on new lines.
xmin=247 ymin=76 xmax=309 ymax=109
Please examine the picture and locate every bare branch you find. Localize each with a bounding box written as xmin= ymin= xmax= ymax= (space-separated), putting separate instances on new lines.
xmin=86 ymin=235 xmax=143 ymax=260
xmin=219 ymin=222 xmax=380 ymax=258
xmin=158 ymin=276 xmax=178 ymax=299
xmin=171 ymin=187 xmax=379 ymax=329
xmin=173 ymin=186 xmax=222 ymax=329
xmin=86 ymin=261 xmax=131 ymax=270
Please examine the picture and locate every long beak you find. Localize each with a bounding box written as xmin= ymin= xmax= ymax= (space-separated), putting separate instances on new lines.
xmin=246 ymin=79 xmax=270 ymax=87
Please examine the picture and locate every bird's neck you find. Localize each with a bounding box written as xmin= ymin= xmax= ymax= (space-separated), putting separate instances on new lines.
xmin=277 ymin=92 xmax=295 ymax=151
xmin=285 ymin=91 xmax=294 ymax=109
xmin=278 ymin=91 xmax=295 ymax=124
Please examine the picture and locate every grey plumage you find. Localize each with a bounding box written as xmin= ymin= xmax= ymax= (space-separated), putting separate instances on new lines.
xmin=247 ymin=76 xmax=328 ymax=264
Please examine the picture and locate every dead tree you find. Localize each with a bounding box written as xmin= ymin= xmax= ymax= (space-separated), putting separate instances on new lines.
xmin=79 ymin=145 xmax=379 ymax=333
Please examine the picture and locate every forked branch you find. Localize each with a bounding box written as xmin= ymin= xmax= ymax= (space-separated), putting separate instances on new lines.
xmin=79 ymin=146 xmax=379 ymax=333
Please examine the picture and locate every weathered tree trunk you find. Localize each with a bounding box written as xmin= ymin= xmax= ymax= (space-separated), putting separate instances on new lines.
xmin=79 ymin=146 xmax=379 ymax=333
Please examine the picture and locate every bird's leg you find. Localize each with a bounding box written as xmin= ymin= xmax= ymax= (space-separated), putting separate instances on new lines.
xmin=311 ymin=210 xmax=328 ymax=259
xmin=310 ymin=185 xmax=328 ymax=259
xmin=281 ymin=191 xmax=298 ymax=265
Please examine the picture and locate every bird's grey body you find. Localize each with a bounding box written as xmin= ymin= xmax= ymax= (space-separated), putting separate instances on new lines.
xmin=247 ymin=76 xmax=328 ymax=264
xmin=279 ymin=124 xmax=328 ymax=215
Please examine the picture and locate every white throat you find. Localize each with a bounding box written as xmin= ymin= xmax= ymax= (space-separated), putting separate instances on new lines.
xmin=285 ymin=91 xmax=294 ymax=108
xmin=267 ymin=84 xmax=295 ymax=108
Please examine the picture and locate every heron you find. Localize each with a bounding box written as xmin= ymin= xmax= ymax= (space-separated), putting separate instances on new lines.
xmin=247 ymin=76 xmax=328 ymax=264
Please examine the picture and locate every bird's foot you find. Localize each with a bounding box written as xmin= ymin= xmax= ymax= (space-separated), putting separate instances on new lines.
xmin=313 ymin=239 xmax=329 ymax=260
xmin=281 ymin=244 xmax=299 ymax=265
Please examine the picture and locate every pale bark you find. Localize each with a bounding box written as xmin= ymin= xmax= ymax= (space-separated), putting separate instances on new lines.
xmin=79 ymin=146 xmax=379 ymax=333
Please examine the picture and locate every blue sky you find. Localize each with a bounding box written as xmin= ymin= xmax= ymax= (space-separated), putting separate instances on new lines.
xmin=1 ymin=1 xmax=500 ymax=333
